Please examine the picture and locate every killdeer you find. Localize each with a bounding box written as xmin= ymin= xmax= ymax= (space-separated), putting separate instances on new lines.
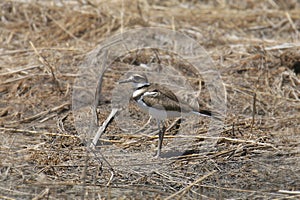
xmin=119 ymin=73 xmax=212 ymax=157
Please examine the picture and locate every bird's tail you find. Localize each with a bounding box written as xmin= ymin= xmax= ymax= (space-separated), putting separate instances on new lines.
xmin=192 ymin=109 xmax=223 ymax=121
xmin=192 ymin=109 xmax=212 ymax=117
xmin=199 ymin=109 xmax=212 ymax=116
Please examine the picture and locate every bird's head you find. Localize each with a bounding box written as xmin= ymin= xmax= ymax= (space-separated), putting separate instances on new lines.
xmin=119 ymin=73 xmax=149 ymax=88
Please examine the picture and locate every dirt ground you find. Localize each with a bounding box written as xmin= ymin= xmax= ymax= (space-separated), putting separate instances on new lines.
xmin=1 ymin=0 xmax=300 ymax=199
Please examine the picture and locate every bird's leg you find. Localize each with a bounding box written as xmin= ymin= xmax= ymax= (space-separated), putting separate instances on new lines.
xmin=156 ymin=120 xmax=166 ymax=158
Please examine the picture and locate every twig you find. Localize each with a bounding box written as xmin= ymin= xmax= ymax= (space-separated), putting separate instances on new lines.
xmin=30 ymin=41 xmax=62 ymax=92
xmin=0 ymin=127 xmax=79 ymax=139
xmin=0 ymin=195 xmax=15 ymax=200
xmin=81 ymin=147 xmax=89 ymax=200
xmin=57 ymin=113 xmax=69 ymax=133
xmin=6 ymin=102 xmax=70 ymax=124
xmin=44 ymin=13 xmax=82 ymax=42
xmin=0 ymin=65 xmax=41 ymax=76
xmin=88 ymin=146 xmax=115 ymax=186
xmin=90 ymin=108 xmax=119 ymax=149
xmin=199 ymin=184 xmax=284 ymax=196
xmin=251 ymin=92 xmax=256 ymax=132
xmin=133 ymin=116 xmax=152 ymax=134
xmin=32 ymin=188 xmax=49 ymax=200
xmin=39 ymin=113 xmax=57 ymax=123
xmin=166 ymin=117 xmax=181 ymax=132
xmin=165 ymin=170 xmax=216 ymax=200
xmin=225 ymin=83 xmax=300 ymax=103
xmin=264 ymin=42 xmax=300 ymax=50
xmin=278 ymin=190 xmax=300 ymax=195
xmin=2 ymin=74 xmax=37 ymax=84
xmin=163 ymin=135 xmax=277 ymax=150
xmin=285 ymin=12 xmax=299 ymax=36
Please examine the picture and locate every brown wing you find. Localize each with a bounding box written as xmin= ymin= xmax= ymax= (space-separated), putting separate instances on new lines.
xmin=151 ymin=84 xmax=179 ymax=102
xmin=142 ymin=84 xmax=193 ymax=113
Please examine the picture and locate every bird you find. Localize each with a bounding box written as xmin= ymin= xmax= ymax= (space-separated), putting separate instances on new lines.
xmin=119 ymin=73 xmax=212 ymax=158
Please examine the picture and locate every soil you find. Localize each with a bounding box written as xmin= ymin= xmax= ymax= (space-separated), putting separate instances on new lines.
xmin=0 ymin=0 xmax=299 ymax=199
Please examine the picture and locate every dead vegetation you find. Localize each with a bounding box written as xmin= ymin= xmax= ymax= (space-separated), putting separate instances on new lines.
xmin=0 ymin=0 xmax=300 ymax=199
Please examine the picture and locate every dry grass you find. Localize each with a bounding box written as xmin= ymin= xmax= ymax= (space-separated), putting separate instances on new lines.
xmin=1 ymin=0 xmax=300 ymax=199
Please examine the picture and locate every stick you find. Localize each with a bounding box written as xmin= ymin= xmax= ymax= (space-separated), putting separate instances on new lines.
xmin=251 ymin=92 xmax=256 ymax=132
xmin=165 ymin=170 xmax=216 ymax=200
xmin=0 ymin=65 xmax=40 ymax=76
xmin=90 ymin=108 xmax=119 ymax=149
xmin=7 ymin=102 xmax=70 ymax=124
xmin=133 ymin=116 xmax=152 ymax=134
xmin=30 ymin=41 xmax=62 ymax=92
xmin=0 ymin=127 xmax=79 ymax=139
xmin=88 ymin=148 xmax=115 ymax=186
xmin=278 ymin=190 xmax=300 ymax=195
xmin=166 ymin=117 xmax=181 ymax=132
xmin=32 ymin=188 xmax=50 ymax=200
